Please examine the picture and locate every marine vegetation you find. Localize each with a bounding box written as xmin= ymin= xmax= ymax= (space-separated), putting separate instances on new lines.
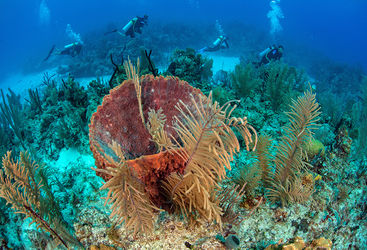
xmin=1 ymin=15 xmax=366 ymax=249
xmin=0 ymin=89 xmax=26 ymax=151
xmin=167 ymin=48 xmax=213 ymax=89
xmin=233 ymin=88 xmax=321 ymax=206
xmin=89 ymin=59 xmax=257 ymax=235
xmin=266 ymin=88 xmax=320 ymax=205
xmin=351 ymin=75 xmax=367 ymax=156
xmin=0 ymin=151 xmax=80 ymax=248
xmin=0 ymin=73 xmax=115 ymax=159
xmin=260 ymin=62 xmax=308 ymax=111
xmin=231 ymin=62 xmax=262 ymax=99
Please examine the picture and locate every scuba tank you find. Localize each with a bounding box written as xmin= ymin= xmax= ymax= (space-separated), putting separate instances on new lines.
xmin=259 ymin=47 xmax=271 ymax=57
xmin=212 ymin=36 xmax=224 ymax=47
xmin=64 ymin=42 xmax=76 ymax=49
xmin=122 ymin=17 xmax=138 ymax=33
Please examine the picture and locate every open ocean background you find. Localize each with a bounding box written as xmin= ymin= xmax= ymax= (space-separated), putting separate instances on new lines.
xmin=0 ymin=0 xmax=366 ymax=81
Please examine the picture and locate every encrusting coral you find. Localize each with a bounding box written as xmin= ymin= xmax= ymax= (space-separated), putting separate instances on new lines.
xmin=89 ymin=59 xmax=257 ymax=235
xmin=265 ymin=236 xmax=332 ymax=250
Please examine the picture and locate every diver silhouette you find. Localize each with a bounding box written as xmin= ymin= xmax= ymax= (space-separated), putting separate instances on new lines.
xmin=105 ymin=15 xmax=149 ymax=38
xmin=197 ymin=35 xmax=229 ymax=53
xmin=255 ymin=44 xmax=284 ymax=67
xmin=43 ymin=42 xmax=83 ymax=62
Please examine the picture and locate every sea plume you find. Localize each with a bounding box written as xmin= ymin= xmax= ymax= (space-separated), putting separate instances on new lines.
xmin=267 ymin=88 xmax=320 ymax=205
xmin=162 ymin=93 xmax=257 ymax=226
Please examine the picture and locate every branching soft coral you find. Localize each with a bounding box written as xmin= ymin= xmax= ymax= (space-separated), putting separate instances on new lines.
xmin=231 ymin=63 xmax=261 ymax=99
xmin=267 ymin=88 xmax=320 ymax=205
xmin=0 ymin=151 xmax=79 ymax=248
xmin=162 ymin=93 xmax=257 ymax=227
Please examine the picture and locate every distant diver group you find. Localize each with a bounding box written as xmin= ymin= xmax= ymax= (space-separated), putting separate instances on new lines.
xmin=43 ymin=14 xmax=283 ymax=67
xmin=43 ymin=15 xmax=149 ymax=62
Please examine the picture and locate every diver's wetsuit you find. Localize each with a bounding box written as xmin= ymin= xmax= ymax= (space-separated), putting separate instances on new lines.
xmin=198 ymin=36 xmax=229 ymax=53
xmin=259 ymin=46 xmax=283 ymax=66
xmin=60 ymin=42 xmax=83 ymax=57
xmin=125 ymin=16 xmax=148 ymax=38
xmin=204 ymin=39 xmax=229 ymax=52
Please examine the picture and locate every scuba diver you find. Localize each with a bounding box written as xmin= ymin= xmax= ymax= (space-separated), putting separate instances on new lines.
xmin=256 ymin=44 xmax=284 ymax=66
xmin=197 ymin=35 xmax=229 ymax=53
xmin=123 ymin=15 xmax=148 ymax=38
xmin=105 ymin=15 xmax=149 ymax=38
xmin=43 ymin=42 xmax=83 ymax=62
xmin=59 ymin=42 xmax=83 ymax=57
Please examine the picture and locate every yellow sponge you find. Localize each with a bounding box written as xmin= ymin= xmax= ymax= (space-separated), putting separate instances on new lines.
xmin=305 ymin=138 xmax=325 ymax=158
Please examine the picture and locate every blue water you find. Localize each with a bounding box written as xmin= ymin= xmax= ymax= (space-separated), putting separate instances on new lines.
xmin=0 ymin=0 xmax=366 ymax=80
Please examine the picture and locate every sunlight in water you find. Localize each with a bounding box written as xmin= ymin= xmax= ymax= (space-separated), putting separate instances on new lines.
xmin=267 ymin=0 xmax=284 ymax=35
xmin=39 ymin=0 xmax=50 ymax=26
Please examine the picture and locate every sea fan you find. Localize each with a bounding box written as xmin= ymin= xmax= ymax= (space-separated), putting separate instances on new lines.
xmin=267 ymin=88 xmax=320 ymax=205
xmin=162 ymin=93 xmax=256 ymax=226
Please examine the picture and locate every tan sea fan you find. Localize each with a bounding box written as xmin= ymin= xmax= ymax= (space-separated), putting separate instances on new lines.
xmin=162 ymin=93 xmax=257 ymax=227
xmin=267 ymin=88 xmax=320 ymax=205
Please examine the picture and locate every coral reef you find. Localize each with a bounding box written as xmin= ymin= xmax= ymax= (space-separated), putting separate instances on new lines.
xmin=233 ymin=88 xmax=321 ymax=206
xmin=1 ymin=18 xmax=367 ymax=250
xmin=0 ymin=89 xmax=27 ymax=151
xmin=305 ymin=138 xmax=325 ymax=159
xmin=265 ymin=236 xmax=332 ymax=250
xmin=260 ymin=62 xmax=307 ymax=111
xmin=167 ymin=48 xmax=213 ymax=86
xmin=231 ymin=62 xmax=262 ymax=99
xmin=0 ymin=151 xmax=80 ymax=248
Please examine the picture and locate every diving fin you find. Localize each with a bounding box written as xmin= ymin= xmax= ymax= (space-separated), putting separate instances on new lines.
xmin=104 ymin=29 xmax=118 ymax=35
xmin=43 ymin=45 xmax=56 ymax=62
